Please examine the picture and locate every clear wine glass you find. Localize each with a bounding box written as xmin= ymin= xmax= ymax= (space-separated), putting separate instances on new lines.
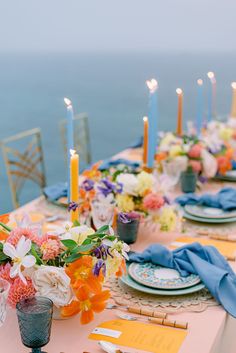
xmin=16 ymin=296 xmax=53 ymax=353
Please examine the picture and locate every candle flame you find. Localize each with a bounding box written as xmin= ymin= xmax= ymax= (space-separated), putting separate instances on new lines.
xmin=143 ymin=116 xmax=148 ymax=122
xmin=197 ymin=79 xmax=203 ymax=86
xmin=207 ymin=71 xmax=215 ymax=80
xmin=64 ymin=97 xmax=72 ymax=107
xmin=232 ymin=82 xmax=236 ymax=89
xmin=70 ymin=149 xmax=76 ymax=156
xmin=146 ymin=78 xmax=158 ymax=92
xmin=176 ymin=88 xmax=183 ymax=95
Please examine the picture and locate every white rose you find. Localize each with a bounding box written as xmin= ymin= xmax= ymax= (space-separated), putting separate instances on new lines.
xmin=32 ymin=266 xmax=72 ymax=307
xmin=116 ymin=173 xmax=138 ymax=195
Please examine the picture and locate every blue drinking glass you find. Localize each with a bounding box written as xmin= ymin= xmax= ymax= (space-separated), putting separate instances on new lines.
xmin=16 ymin=296 xmax=53 ymax=353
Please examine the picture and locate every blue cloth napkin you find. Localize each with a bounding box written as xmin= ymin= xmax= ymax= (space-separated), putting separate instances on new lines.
xmin=176 ymin=187 xmax=236 ymax=211
xmin=129 ymin=243 xmax=236 ymax=318
xmin=98 ymin=158 xmax=140 ymax=171
xmin=43 ymin=182 xmax=68 ymax=201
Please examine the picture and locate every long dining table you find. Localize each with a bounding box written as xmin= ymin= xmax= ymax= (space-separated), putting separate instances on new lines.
xmin=1 ymin=147 xmax=236 ymax=353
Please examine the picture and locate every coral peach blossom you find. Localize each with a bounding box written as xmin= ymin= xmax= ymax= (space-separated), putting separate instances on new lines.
xmin=143 ymin=193 xmax=165 ymax=211
xmin=7 ymin=227 xmax=42 ymax=247
xmin=7 ymin=277 xmax=36 ymax=307
xmin=40 ymin=236 xmax=60 ymax=260
xmin=188 ymin=144 xmax=202 ymax=159
xmin=189 ymin=160 xmax=202 ymax=173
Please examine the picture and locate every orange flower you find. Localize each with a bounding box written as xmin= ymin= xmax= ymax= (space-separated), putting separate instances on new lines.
xmin=116 ymin=258 xmax=126 ymax=277
xmin=155 ymin=152 xmax=167 ymax=163
xmin=0 ymin=213 xmax=10 ymax=241
xmin=82 ymin=163 xmax=102 ymax=181
xmin=61 ymin=286 xmax=110 ymax=324
xmin=217 ymin=156 xmax=232 ymax=175
xmin=66 ymin=256 xmax=103 ymax=293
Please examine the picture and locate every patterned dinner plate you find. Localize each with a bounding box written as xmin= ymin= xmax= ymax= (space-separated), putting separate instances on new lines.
xmin=128 ymin=262 xmax=201 ymax=290
xmin=121 ymin=268 xmax=205 ymax=296
xmin=183 ymin=211 xmax=236 ymax=224
xmin=184 ymin=205 xmax=236 ymax=219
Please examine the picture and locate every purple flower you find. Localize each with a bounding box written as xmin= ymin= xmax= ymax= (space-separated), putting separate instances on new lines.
xmin=199 ymin=175 xmax=208 ymax=183
xmin=97 ymin=178 xmax=116 ymax=197
xmin=93 ymin=260 xmax=106 ymax=277
xmin=116 ymin=182 xmax=123 ymax=194
xmin=92 ymin=244 xmax=112 ymax=260
xmin=68 ymin=202 xmax=79 ymax=212
xmin=81 ymin=179 xmax=94 ymax=191
xmin=163 ymin=195 xmax=171 ymax=204
xmin=118 ymin=211 xmax=140 ymax=224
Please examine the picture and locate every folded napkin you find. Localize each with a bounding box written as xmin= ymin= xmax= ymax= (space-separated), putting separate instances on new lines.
xmin=43 ymin=182 xmax=67 ymax=201
xmin=129 ymin=243 xmax=236 ymax=318
xmin=98 ymin=158 xmax=140 ymax=171
xmin=176 ymin=187 xmax=236 ymax=211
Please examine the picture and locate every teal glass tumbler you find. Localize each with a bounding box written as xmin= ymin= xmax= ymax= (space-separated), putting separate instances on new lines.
xmin=16 ymin=296 xmax=53 ymax=353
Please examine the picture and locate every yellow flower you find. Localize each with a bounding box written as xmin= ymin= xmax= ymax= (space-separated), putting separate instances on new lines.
xmin=116 ymin=194 xmax=135 ymax=212
xmin=160 ymin=133 xmax=176 ymax=148
xmin=159 ymin=206 xmax=177 ymax=231
xmin=63 ymin=225 xmax=95 ymax=245
xmin=219 ymin=127 xmax=233 ymax=142
xmin=136 ymin=171 xmax=154 ymax=196
xmin=169 ymin=145 xmax=183 ymax=158
xmin=105 ymin=256 xmax=123 ymax=278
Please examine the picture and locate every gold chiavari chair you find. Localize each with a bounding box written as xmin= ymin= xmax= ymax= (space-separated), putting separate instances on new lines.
xmin=1 ymin=128 xmax=46 ymax=209
xmin=59 ymin=113 xmax=92 ymax=168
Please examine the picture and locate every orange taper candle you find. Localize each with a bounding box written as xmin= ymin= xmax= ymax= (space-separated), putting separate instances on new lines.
xmin=231 ymin=82 xmax=236 ymax=118
xmin=70 ymin=149 xmax=79 ymax=222
xmin=143 ymin=116 xmax=149 ymax=166
xmin=176 ymin=88 xmax=183 ymax=135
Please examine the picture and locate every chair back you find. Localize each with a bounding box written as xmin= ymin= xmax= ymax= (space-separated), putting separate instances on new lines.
xmin=1 ymin=128 xmax=46 ymax=209
xmin=60 ymin=113 xmax=92 ymax=168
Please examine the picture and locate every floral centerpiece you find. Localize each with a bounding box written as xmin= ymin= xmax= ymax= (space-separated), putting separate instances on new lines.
xmin=0 ymin=214 xmax=128 ymax=324
xmin=202 ymin=121 xmax=236 ymax=175
xmin=156 ymin=132 xmax=218 ymax=180
xmin=78 ymin=163 xmax=182 ymax=233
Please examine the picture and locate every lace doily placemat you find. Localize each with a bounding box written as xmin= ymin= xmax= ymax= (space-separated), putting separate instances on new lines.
xmin=183 ymin=218 xmax=236 ymax=239
xmin=106 ymin=278 xmax=219 ymax=314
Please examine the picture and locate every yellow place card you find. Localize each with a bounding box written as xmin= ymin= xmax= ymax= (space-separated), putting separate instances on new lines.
xmin=173 ymin=236 xmax=236 ymax=260
xmin=89 ymin=319 xmax=187 ymax=353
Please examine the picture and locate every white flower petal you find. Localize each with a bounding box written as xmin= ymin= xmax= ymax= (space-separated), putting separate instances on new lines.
xmin=3 ymin=243 xmax=17 ymax=259
xmin=17 ymin=236 xmax=32 ymax=257
xmin=18 ymin=270 xmax=27 ymax=285
xmin=10 ymin=263 xmax=20 ymax=279
xmin=22 ymin=255 xmax=36 ymax=268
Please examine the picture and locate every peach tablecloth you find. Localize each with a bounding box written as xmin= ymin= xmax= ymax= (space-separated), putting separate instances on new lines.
xmin=2 ymin=148 xmax=236 ymax=353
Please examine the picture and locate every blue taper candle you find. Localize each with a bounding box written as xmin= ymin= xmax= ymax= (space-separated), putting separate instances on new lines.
xmin=64 ymin=97 xmax=74 ymax=203
xmin=146 ymin=79 xmax=158 ymax=169
xmin=207 ymin=72 xmax=214 ymax=122
xmin=196 ymin=79 xmax=204 ymax=135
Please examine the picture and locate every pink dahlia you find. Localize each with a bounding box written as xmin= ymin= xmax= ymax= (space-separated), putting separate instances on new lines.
xmin=0 ymin=263 xmax=13 ymax=284
xmin=8 ymin=277 xmax=36 ymax=308
xmin=189 ymin=160 xmax=202 ymax=173
xmin=143 ymin=193 xmax=165 ymax=211
xmin=40 ymin=235 xmax=61 ymax=261
xmin=188 ymin=144 xmax=202 ymax=159
xmin=7 ymin=227 xmax=42 ymax=247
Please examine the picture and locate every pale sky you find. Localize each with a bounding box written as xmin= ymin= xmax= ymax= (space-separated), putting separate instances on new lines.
xmin=0 ymin=0 xmax=235 ymax=52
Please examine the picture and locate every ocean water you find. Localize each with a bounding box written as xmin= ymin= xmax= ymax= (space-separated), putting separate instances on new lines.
xmin=0 ymin=51 xmax=236 ymax=212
